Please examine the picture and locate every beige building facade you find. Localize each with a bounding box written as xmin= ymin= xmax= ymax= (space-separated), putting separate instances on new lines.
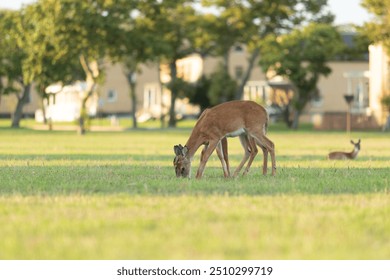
xmin=311 ymin=45 xmax=390 ymax=130
xmin=3 ymin=44 xmax=388 ymax=130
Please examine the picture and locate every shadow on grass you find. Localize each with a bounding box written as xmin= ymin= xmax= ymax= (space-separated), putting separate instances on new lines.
xmin=0 ymin=162 xmax=388 ymax=196
xmin=2 ymin=153 xmax=390 ymax=163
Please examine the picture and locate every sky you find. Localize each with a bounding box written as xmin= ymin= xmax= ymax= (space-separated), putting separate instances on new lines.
xmin=0 ymin=0 xmax=372 ymax=26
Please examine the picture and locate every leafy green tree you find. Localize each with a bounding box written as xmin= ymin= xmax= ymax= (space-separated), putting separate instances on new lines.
xmin=0 ymin=11 xmax=19 ymax=105
xmin=362 ymin=0 xmax=390 ymax=51
xmin=112 ymin=1 xmax=166 ymax=129
xmin=362 ymin=0 xmax=390 ymax=125
xmin=336 ymin=26 xmax=370 ymax=61
xmin=42 ymin=0 xmax=136 ymax=134
xmin=188 ymin=75 xmax=212 ymax=112
xmin=28 ymin=1 xmax=84 ymax=125
xmin=259 ymin=23 xmax=343 ymax=129
xmin=0 ymin=9 xmax=37 ymax=128
xmin=360 ymin=0 xmax=390 ymax=131
xmin=1 ymin=2 xmax=85 ymax=128
xmin=202 ymin=0 xmax=334 ymax=100
xmin=139 ymin=0 xmax=198 ymax=127
xmin=208 ymin=63 xmax=237 ymax=105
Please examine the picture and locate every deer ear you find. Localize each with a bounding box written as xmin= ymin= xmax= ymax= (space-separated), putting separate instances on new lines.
xmin=174 ymin=145 xmax=182 ymax=156
xmin=358 ymin=139 xmax=361 ymax=143
xmin=350 ymin=140 xmax=354 ymax=144
xmin=182 ymin=146 xmax=189 ymax=156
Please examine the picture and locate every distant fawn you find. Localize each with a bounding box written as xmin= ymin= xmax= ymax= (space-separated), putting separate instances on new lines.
xmin=328 ymin=139 xmax=361 ymax=160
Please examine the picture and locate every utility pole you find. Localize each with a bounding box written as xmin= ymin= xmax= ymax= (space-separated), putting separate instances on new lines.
xmin=344 ymin=94 xmax=354 ymax=135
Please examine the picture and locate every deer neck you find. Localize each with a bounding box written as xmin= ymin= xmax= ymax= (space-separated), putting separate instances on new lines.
xmin=349 ymin=146 xmax=360 ymax=159
xmin=185 ymin=129 xmax=205 ymax=160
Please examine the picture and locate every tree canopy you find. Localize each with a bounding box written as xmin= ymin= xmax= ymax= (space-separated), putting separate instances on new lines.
xmin=0 ymin=0 xmax=347 ymax=130
xmin=362 ymin=0 xmax=390 ymax=53
xmin=259 ymin=23 xmax=344 ymax=128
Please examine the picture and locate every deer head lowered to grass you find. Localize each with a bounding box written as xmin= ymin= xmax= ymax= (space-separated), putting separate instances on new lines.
xmin=173 ymin=100 xmax=276 ymax=179
xmin=328 ymin=139 xmax=361 ymax=160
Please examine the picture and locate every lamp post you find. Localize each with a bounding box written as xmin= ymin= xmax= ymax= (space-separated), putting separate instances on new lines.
xmin=344 ymin=94 xmax=354 ymax=134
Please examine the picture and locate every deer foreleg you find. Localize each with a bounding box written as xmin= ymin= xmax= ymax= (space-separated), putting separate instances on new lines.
xmin=260 ymin=145 xmax=268 ymax=175
xmin=215 ymin=138 xmax=230 ymax=178
xmin=222 ymin=137 xmax=230 ymax=176
xmin=196 ymin=140 xmax=219 ymax=179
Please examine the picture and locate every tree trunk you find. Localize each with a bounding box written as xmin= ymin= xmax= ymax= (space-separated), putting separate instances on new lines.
xmin=158 ymin=62 xmax=165 ymax=129
xmin=40 ymin=97 xmax=48 ymax=124
xmin=78 ymin=97 xmax=88 ymax=135
xmin=291 ymin=109 xmax=300 ymax=130
xmin=383 ymin=115 xmax=390 ymax=132
xmin=0 ymin=79 xmax=3 ymax=105
xmin=283 ymin=105 xmax=293 ymax=128
xmin=291 ymin=97 xmax=308 ymax=130
xmin=131 ymin=83 xmax=138 ymax=129
xmin=11 ymin=83 xmax=31 ymax=128
xmin=40 ymin=96 xmax=53 ymax=131
xmin=129 ymin=78 xmax=137 ymax=129
xmin=78 ymin=83 xmax=97 ymax=135
xmin=168 ymin=90 xmax=177 ymax=127
xmin=78 ymin=54 xmax=99 ymax=135
xmin=223 ymin=51 xmax=229 ymax=73
xmin=124 ymin=70 xmax=138 ymax=129
xmin=168 ymin=60 xmax=178 ymax=128
xmin=235 ymin=48 xmax=260 ymax=100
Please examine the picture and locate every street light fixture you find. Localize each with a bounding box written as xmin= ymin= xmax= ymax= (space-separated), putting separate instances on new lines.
xmin=344 ymin=94 xmax=354 ymax=134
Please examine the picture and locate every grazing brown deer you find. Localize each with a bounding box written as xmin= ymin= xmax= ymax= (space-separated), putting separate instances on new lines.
xmin=200 ymin=134 xmax=261 ymax=177
xmin=328 ymin=139 xmax=361 ymax=160
xmin=173 ymin=100 xmax=276 ymax=179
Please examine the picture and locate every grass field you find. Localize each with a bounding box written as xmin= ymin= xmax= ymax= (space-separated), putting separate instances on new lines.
xmin=0 ymin=122 xmax=389 ymax=259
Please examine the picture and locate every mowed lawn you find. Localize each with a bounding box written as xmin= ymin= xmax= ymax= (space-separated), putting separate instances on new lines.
xmin=0 ymin=124 xmax=389 ymax=259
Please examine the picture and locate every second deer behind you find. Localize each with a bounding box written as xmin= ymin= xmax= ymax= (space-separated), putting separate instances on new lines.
xmin=328 ymin=139 xmax=361 ymax=160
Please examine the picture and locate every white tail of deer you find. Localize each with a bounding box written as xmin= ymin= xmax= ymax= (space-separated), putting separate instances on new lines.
xmin=173 ymin=100 xmax=276 ymax=178
xmin=328 ymin=139 xmax=361 ymax=160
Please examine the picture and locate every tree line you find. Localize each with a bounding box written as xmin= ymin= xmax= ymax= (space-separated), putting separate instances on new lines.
xmin=0 ymin=0 xmax=373 ymax=132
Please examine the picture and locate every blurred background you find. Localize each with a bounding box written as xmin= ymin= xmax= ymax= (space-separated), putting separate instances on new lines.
xmin=1 ymin=0 xmax=389 ymax=133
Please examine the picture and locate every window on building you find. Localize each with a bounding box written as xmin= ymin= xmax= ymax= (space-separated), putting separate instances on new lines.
xmin=144 ymin=86 xmax=159 ymax=110
xmin=234 ymin=45 xmax=244 ymax=52
xmin=354 ymin=82 xmax=369 ymax=109
xmin=311 ymin=91 xmax=323 ymax=108
xmin=344 ymin=72 xmax=369 ymax=111
xmin=147 ymin=89 xmax=153 ymax=108
xmin=235 ymin=66 xmax=244 ymax=80
xmin=107 ymin=89 xmax=117 ymax=103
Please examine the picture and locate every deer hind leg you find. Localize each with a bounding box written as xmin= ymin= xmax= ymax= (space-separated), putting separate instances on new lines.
xmin=242 ymin=136 xmax=259 ymax=176
xmin=215 ymin=138 xmax=230 ymax=178
xmin=196 ymin=140 xmax=219 ymax=179
xmin=233 ymin=135 xmax=251 ymax=177
xmin=250 ymin=131 xmax=276 ymax=176
xmin=221 ymin=137 xmax=230 ymax=176
xmin=200 ymin=144 xmax=207 ymax=162
xmin=260 ymin=144 xmax=268 ymax=175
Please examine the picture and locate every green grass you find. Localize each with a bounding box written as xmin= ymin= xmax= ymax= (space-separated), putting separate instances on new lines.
xmin=0 ymin=123 xmax=389 ymax=259
xmin=1 ymin=194 xmax=389 ymax=259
